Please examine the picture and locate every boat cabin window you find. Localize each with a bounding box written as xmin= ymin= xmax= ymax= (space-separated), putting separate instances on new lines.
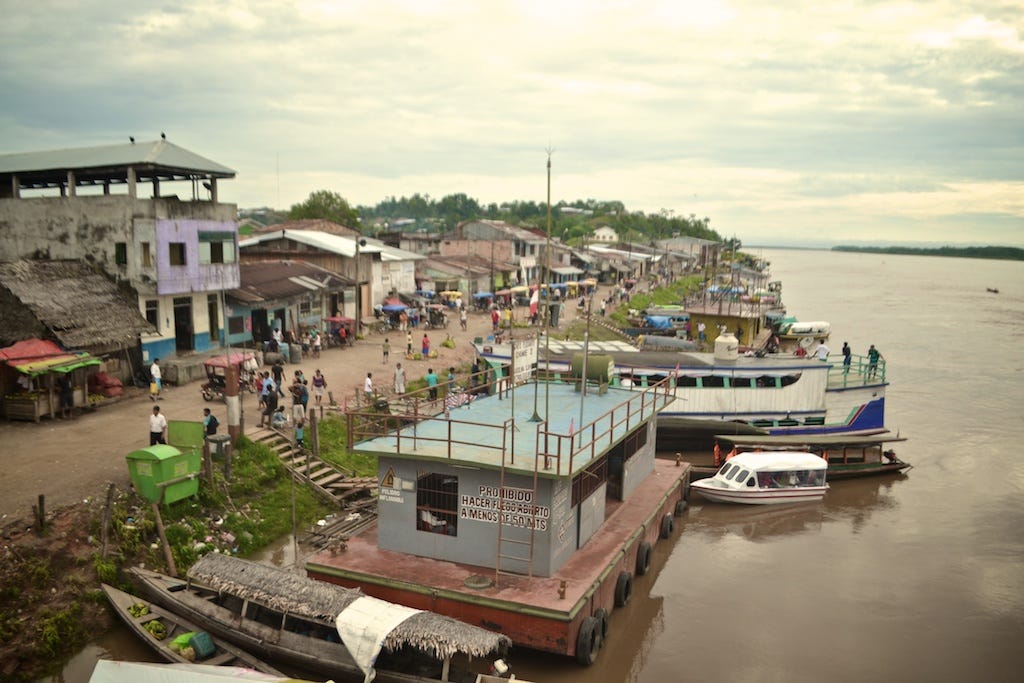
xmin=718 ymin=463 xmax=735 ymax=478
xmin=731 ymin=377 xmax=755 ymax=388
xmin=416 ymin=472 xmax=459 ymax=536
xmin=676 ymin=375 xmax=699 ymax=387
xmin=725 ymin=466 xmax=749 ymax=482
xmin=702 ymin=375 xmax=726 ymax=388
xmin=745 ymin=476 xmax=756 ymax=487
xmin=779 ymin=374 xmax=801 ymax=387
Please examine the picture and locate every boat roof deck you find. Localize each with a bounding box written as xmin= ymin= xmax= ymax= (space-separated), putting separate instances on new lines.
xmin=307 ymin=459 xmax=689 ymax=619
xmin=354 ymin=382 xmax=668 ymax=478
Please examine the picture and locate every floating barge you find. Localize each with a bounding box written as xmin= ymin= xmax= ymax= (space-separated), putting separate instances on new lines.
xmin=307 ymin=376 xmax=690 ymax=665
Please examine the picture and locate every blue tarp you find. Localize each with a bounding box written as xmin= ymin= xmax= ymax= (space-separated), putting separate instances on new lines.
xmin=382 ymin=304 xmax=407 ymax=312
xmin=644 ymin=315 xmax=674 ymax=329
xmin=473 ymin=292 xmax=494 ymax=299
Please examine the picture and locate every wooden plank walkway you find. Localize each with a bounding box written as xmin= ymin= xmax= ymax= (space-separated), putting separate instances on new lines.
xmin=245 ymin=426 xmax=378 ymax=511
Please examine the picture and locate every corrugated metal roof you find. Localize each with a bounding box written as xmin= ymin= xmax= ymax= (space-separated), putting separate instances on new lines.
xmin=0 ymin=139 xmax=235 ymax=177
xmin=239 ymin=230 xmax=424 ymax=262
xmin=227 ymin=260 xmax=352 ymax=305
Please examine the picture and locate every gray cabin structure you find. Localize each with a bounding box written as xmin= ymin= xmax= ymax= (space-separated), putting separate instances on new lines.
xmin=355 ymin=381 xmax=667 ymax=578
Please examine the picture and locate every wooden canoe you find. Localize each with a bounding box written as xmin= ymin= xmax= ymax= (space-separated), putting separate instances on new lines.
xmin=101 ymin=583 xmax=283 ymax=674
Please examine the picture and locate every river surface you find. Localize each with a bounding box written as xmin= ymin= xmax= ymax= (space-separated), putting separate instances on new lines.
xmin=52 ymin=248 xmax=1024 ymax=682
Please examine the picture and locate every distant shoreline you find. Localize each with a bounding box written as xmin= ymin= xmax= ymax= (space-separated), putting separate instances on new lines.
xmin=831 ymin=245 xmax=1024 ymax=261
xmin=746 ymin=245 xmax=1024 ymax=261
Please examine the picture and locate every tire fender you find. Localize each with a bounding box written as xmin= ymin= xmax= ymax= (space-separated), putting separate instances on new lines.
xmin=636 ymin=541 xmax=652 ymax=576
xmin=594 ymin=607 xmax=609 ymax=645
xmin=614 ymin=571 xmax=633 ymax=607
xmin=674 ymin=499 xmax=688 ymax=517
xmin=659 ymin=513 xmax=675 ymax=539
xmin=575 ymin=616 xmax=600 ymax=665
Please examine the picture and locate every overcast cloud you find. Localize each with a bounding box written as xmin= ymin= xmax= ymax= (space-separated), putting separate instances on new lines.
xmin=2 ymin=0 xmax=1022 ymax=246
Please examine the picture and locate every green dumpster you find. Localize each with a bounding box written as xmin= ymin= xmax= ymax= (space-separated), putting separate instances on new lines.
xmin=125 ymin=444 xmax=200 ymax=504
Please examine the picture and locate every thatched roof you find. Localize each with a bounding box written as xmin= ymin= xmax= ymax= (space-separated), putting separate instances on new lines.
xmin=188 ymin=554 xmax=511 ymax=660
xmin=0 ymin=260 xmax=154 ymax=350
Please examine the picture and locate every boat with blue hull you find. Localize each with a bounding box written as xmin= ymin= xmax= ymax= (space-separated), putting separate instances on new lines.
xmin=472 ymin=338 xmax=888 ymax=450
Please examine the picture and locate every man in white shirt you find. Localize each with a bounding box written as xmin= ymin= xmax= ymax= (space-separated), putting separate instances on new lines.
xmin=364 ymin=372 xmax=373 ymax=402
xmin=814 ymin=343 xmax=830 ymax=361
xmin=149 ymin=405 xmax=168 ymax=445
xmin=150 ymin=359 xmax=162 ymax=400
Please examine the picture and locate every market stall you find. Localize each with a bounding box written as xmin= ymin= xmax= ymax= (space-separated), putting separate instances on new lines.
xmin=0 ymin=339 xmax=102 ymax=422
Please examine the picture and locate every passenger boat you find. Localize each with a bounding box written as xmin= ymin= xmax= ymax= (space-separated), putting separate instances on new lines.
xmin=689 ymin=451 xmax=829 ymax=505
xmin=101 ymin=583 xmax=282 ymax=673
xmin=699 ymin=433 xmax=911 ymax=481
xmin=131 ymin=554 xmax=511 ymax=683
xmin=472 ymin=337 xmax=889 ymax=449
xmin=305 ymin=375 xmax=689 ymax=667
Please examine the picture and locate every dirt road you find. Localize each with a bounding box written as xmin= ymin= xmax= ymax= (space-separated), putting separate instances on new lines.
xmin=0 ymin=309 xmax=515 ymax=527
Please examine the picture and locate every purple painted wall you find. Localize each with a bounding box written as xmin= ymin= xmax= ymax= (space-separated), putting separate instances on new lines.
xmin=155 ymin=219 xmax=240 ymax=295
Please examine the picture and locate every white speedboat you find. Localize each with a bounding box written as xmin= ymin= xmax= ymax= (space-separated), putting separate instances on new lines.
xmin=689 ymin=451 xmax=828 ymax=505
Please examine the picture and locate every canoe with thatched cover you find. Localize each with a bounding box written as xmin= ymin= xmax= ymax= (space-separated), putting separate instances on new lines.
xmin=132 ymin=554 xmax=511 ymax=683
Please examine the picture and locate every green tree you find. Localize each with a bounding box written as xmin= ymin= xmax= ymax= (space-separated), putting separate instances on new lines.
xmin=289 ymin=190 xmax=361 ymax=230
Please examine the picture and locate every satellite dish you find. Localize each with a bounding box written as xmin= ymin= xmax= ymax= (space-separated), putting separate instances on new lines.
xmin=799 ymin=336 xmax=814 ymax=349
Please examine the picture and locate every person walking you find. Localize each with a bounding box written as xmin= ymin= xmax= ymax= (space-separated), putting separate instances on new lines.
xmin=312 ymin=369 xmax=327 ymax=406
xmin=842 ymin=342 xmax=852 ymax=374
xmin=149 ymin=405 xmax=168 ymax=445
xmin=311 ymin=330 xmax=322 ymax=358
xmin=422 ymin=333 xmax=431 ymax=357
xmin=447 ymin=367 xmax=456 ymax=396
xmin=460 ymin=307 xmax=468 ymax=331
xmin=406 ymin=331 xmax=413 ymax=356
xmin=149 ymin=358 xmax=162 ymax=400
xmin=426 ymin=368 xmax=439 ymax=401
xmin=272 ymin=359 xmax=285 ymax=397
xmin=202 ymin=407 xmax=219 ymax=436
xmin=394 ymin=362 xmax=406 ymax=395
xmin=364 ymin=372 xmax=374 ymax=402
xmin=382 ymin=338 xmax=390 ymax=365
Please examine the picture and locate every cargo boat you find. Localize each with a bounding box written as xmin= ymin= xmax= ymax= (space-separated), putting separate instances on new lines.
xmin=306 ymin=376 xmax=689 ymax=665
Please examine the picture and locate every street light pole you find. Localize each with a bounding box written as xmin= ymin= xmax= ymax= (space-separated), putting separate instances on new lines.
xmin=354 ymin=236 xmax=367 ymax=335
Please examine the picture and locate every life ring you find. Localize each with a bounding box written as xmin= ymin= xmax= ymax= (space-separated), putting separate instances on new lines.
xmin=636 ymin=541 xmax=652 ymax=576
xmin=674 ymin=499 xmax=688 ymax=517
xmin=575 ymin=615 xmax=600 ymax=665
xmin=659 ymin=514 xmax=675 ymax=539
xmin=594 ymin=607 xmax=609 ymax=644
xmin=614 ymin=571 xmax=633 ymax=607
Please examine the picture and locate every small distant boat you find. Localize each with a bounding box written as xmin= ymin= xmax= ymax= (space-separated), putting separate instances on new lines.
xmin=690 ymin=451 xmax=829 ymax=505
xmin=101 ymin=583 xmax=282 ymax=673
xmin=987 ymin=287 xmax=999 ymax=294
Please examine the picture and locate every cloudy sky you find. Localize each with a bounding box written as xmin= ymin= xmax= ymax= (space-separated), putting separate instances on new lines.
xmin=2 ymin=1 xmax=1022 ymax=246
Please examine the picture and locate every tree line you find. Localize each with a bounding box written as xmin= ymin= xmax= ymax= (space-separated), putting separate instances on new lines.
xmin=279 ymin=190 xmax=721 ymax=245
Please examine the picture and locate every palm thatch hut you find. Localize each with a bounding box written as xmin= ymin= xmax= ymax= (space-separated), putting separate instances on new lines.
xmin=0 ymin=259 xmax=153 ymax=377
xmin=187 ymin=553 xmax=511 ymax=663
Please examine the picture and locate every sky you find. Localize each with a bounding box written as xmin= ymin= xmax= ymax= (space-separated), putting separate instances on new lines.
xmin=1 ymin=1 xmax=1022 ymax=247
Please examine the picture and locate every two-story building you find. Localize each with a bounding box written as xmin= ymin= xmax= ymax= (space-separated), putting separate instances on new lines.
xmin=456 ymin=220 xmax=546 ymax=286
xmin=0 ymin=139 xmax=240 ymax=365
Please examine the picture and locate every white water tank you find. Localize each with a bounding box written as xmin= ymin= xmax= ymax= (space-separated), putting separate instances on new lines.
xmin=714 ymin=332 xmax=739 ymax=361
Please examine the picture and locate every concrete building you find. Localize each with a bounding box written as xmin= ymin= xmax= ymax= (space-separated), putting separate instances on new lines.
xmin=0 ymin=139 xmax=239 ymax=363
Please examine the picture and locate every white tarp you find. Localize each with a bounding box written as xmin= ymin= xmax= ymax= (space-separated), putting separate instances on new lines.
xmin=89 ymin=661 xmax=295 ymax=683
xmin=336 ymin=595 xmax=424 ymax=683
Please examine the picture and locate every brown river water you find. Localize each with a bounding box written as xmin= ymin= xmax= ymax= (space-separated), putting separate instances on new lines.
xmin=51 ymin=248 xmax=1024 ymax=682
